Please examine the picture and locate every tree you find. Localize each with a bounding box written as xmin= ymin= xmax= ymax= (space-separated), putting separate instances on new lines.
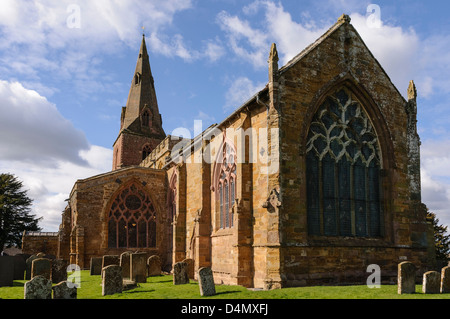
xmin=427 ymin=210 xmax=450 ymax=264
xmin=0 ymin=173 xmax=41 ymax=250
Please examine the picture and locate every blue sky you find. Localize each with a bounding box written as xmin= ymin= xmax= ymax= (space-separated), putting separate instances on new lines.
xmin=0 ymin=0 xmax=449 ymax=232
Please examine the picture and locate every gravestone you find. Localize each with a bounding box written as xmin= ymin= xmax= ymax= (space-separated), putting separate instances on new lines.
xmin=198 ymin=267 xmax=216 ymax=296
xmin=422 ymin=271 xmax=440 ymax=294
xmin=52 ymin=281 xmax=77 ymax=299
xmin=131 ymin=252 xmax=147 ymax=283
xmin=51 ymin=259 xmax=68 ymax=283
xmin=397 ymin=261 xmax=416 ymax=294
xmin=120 ymin=252 xmax=132 ymax=280
xmin=24 ymin=275 xmax=52 ymax=299
xmin=25 ymin=254 xmax=40 ymax=280
xmin=441 ymin=266 xmax=450 ymax=293
xmin=90 ymin=257 xmax=102 ymax=275
xmin=12 ymin=255 xmax=26 ymax=280
xmin=102 ymin=255 xmax=119 ymax=279
xmin=102 ymin=265 xmax=123 ymax=296
xmin=31 ymin=258 xmax=52 ymax=280
xmin=147 ymin=255 xmax=162 ymax=276
xmin=0 ymin=256 xmax=14 ymax=287
xmin=173 ymin=261 xmax=189 ymax=285
xmin=183 ymin=258 xmax=195 ymax=279
xmin=102 ymin=255 xmax=120 ymax=268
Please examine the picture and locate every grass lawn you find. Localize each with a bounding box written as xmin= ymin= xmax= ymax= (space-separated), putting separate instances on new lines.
xmin=1 ymin=270 xmax=449 ymax=300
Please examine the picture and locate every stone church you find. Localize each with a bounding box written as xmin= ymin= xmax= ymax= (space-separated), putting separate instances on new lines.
xmin=23 ymin=14 xmax=434 ymax=289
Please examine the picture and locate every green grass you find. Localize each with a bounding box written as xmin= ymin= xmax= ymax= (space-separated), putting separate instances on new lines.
xmin=1 ymin=270 xmax=449 ymax=299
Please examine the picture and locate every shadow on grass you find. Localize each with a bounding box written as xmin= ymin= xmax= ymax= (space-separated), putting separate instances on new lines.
xmin=124 ymin=289 xmax=156 ymax=294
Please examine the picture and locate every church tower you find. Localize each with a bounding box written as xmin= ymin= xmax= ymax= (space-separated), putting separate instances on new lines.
xmin=112 ymin=34 xmax=166 ymax=170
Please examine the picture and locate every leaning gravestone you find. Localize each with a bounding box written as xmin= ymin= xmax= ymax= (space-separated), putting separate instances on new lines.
xmin=173 ymin=261 xmax=189 ymax=285
xmin=198 ymin=267 xmax=216 ymax=296
xmin=31 ymin=258 xmax=52 ymax=280
xmin=51 ymin=259 xmax=68 ymax=283
xmin=52 ymin=281 xmax=77 ymax=299
xmin=25 ymin=254 xmax=40 ymax=280
xmin=441 ymin=266 xmax=450 ymax=293
xmin=102 ymin=265 xmax=123 ymax=296
xmin=131 ymin=252 xmax=147 ymax=283
xmin=24 ymin=275 xmax=52 ymax=299
xmin=397 ymin=261 xmax=416 ymax=294
xmin=422 ymin=271 xmax=440 ymax=294
xmin=90 ymin=257 xmax=102 ymax=275
xmin=147 ymin=255 xmax=162 ymax=276
xmin=0 ymin=256 xmax=14 ymax=287
xmin=120 ymin=252 xmax=132 ymax=280
xmin=183 ymin=258 xmax=195 ymax=279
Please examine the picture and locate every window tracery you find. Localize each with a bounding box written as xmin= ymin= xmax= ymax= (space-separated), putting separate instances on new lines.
xmin=306 ymin=88 xmax=382 ymax=237
xmin=108 ymin=183 xmax=156 ymax=248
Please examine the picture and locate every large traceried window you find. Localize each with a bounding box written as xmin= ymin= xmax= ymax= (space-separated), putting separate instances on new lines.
xmin=306 ymin=88 xmax=382 ymax=238
xmin=214 ymin=140 xmax=237 ymax=229
xmin=108 ymin=183 xmax=157 ymax=248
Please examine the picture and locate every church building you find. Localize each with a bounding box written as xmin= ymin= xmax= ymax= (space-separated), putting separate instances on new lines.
xmin=23 ymin=14 xmax=434 ymax=289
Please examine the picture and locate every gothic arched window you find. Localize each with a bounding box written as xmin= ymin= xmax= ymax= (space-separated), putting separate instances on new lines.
xmin=306 ymin=88 xmax=382 ymax=238
xmin=142 ymin=145 xmax=152 ymax=161
xmin=142 ymin=110 xmax=150 ymax=127
xmin=215 ymin=140 xmax=237 ymax=229
xmin=108 ymin=183 xmax=157 ymax=248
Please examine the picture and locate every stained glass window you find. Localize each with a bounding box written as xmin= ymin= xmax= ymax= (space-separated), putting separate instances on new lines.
xmin=306 ymin=88 xmax=382 ymax=237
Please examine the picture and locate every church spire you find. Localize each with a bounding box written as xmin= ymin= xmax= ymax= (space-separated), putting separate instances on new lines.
xmin=121 ymin=34 xmax=164 ymax=134
xmin=112 ymin=34 xmax=166 ymax=170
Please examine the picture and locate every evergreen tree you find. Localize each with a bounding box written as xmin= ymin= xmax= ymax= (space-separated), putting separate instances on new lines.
xmin=427 ymin=210 xmax=450 ymax=263
xmin=0 ymin=173 xmax=41 ymax=250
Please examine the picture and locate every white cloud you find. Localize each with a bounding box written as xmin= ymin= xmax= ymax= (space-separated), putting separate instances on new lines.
xmin=421 ymin=139 xmax=450 ymax=229
xmin=224 ymin=76 xmax=265 ymax=112
xmin=1 ymin=145 xmax=113 ymax=231
xmin=0 ymin=80 xmax=89 ymax=165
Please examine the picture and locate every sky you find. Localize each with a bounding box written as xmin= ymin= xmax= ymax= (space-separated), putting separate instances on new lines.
xmin=0 ymin=0 xmax=449 ymax=232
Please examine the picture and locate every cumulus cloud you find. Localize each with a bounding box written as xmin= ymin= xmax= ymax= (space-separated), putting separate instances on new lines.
xmin=0 ymin=80 xmax=89 ymax=165
xmin=224 ymin=76 xmax=265 ymax=112
xmin=0 ymin=145 xmax=113 ymax=231
xmin=421 ymin=139 xmax=450 ymax=228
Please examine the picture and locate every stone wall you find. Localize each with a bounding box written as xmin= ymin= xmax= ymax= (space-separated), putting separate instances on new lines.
xmin=22 ymin=232 xmax=59 ymax=257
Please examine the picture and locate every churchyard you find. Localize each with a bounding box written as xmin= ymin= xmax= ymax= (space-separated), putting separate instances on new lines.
xmin=0 ymin=253 xmax=449 ymax=299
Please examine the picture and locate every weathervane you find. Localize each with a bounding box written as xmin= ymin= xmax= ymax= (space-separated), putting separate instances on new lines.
xmin=142 ymin=26 xmax=145 ymax=36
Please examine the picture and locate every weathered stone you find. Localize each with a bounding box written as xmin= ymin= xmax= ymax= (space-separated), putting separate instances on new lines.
xmin=52 ymin=281 xmax=77 ymax=299
xmin=131 ymin=252 xmax=147 ymax=283
xmin=422 ymin=271 xmax=440 ymax=294
xmin=0 ymin=256 xmax=14 ymax=287
xmin=183 ymin=258 xmax=195 ymax=279
xmin=90 ymin=257 xmax=102 ymax=275
xmin=31 ymin=258 xmax=52 ymax=280
xmin=147 ymin=255 xmax=161 ymax=276
xmin=25 ymin=254 xmax=39 ymax=280
xmin=24 ymin=275 xmax=52 ymax=299
xmin=102 ymin=265 xmax=123 ymax=296
xmin=120 ymin=252 xmax=132 ymax=280
xmin=123 ymin=280 xmax=138 ymax=291
xmin=173 ymin=261 xmax=189 ymax=285
xmin=198 ymin=267 xmax=216 ymax=296
xmin=398 ymin=262 xmax=416 ymax=294
xmin=102 ymin=255 xmax=120 ymax=268
xmin=441 ymin=266 xmax=450 ymax=293
xmin=51 ymin=259 xmax=68 ymax=283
